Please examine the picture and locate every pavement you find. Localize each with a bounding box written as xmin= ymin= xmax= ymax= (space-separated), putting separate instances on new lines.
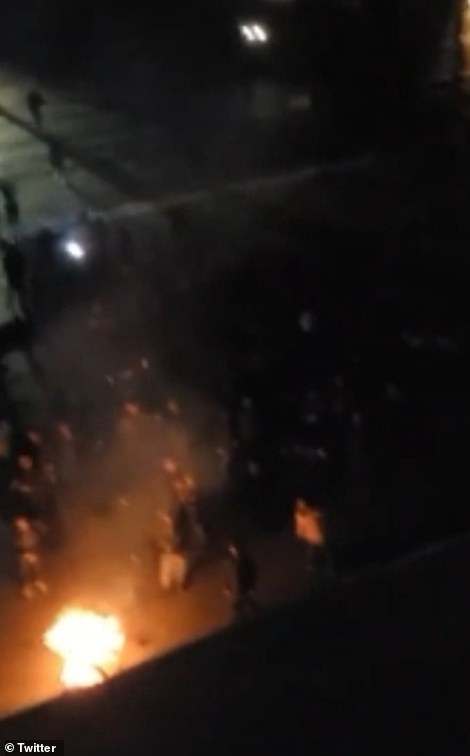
xmin=0 ymin=67 xmax=149 ymax=229
xmin=1 ymin=67 xmax=293 ymax=229
xmin=0 ymin=513 xmax=308 ymax=719
xmin=0 ymin=67 xmax=377 ymax=234
xmin=1 ymin=531 xmax=468 ymax=755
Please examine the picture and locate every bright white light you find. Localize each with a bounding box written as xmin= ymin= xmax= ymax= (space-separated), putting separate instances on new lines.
xmin=240 ymin=24 xmax=256 ymax=43
xmin=252 ymin=24 xmax=268 ymax=43
xmin=239 ymin=22 xmax=269 ymax=45
xmin=64 ymin=240 xmax=85 ymax=260
xmin=44 ymin=608 xmax=125 ymax=689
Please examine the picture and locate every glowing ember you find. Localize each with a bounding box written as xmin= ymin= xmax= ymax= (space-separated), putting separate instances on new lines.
xmin=44 ymin=608 xmax=125 ymax=689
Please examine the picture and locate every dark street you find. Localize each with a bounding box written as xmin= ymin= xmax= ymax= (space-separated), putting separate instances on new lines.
xmin=0 ymin=2 xmax=469 ymax=754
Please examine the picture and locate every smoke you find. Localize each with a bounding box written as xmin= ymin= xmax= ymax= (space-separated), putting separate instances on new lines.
xmin=23 ymin=185 xmax=287 ymax=611
xmin=59 ymin=400 xmax=228 ymax=613
xmin=32 ymin=264 xmax=231 ymax=611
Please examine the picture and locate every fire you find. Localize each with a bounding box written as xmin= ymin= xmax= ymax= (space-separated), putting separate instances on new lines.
xmin=44 ymin=608 xmax=125 ymax=689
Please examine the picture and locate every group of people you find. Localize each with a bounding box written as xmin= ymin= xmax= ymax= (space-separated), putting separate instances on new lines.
xmin=154 ymin=461 xmax=329 ymax=619
xmin=4 ymin=427 xmax=68 ymax=598
xmin=3 ymin=424 xmax=263 ymax=620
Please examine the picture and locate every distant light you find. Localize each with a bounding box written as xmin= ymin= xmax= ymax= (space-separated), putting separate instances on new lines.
xmin=64 ymin=239 xmax=85 ymax=260
xmin=239 ymin=22 xmax=269 ymax=46
xmin=240 ymin=24 xmax=256 ymax=43
xmin=252 ymin=24 xmax=268 ymax=43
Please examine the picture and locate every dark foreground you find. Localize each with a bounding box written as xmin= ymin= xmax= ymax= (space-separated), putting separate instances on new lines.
xmin=1 ymin=534 xmax=468 ymax=756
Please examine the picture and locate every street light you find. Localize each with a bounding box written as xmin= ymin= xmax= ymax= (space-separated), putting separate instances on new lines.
xmin=240 ymin=24 xmax=256 ymax=43
xmin=63 ymin=239 xmax=85 ymax=261
xmin=239 ymin=22 xmax=270 ymax=46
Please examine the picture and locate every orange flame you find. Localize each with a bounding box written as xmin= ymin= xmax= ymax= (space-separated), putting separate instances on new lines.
xmin=44 ymin=608 xmax=125 ymax=688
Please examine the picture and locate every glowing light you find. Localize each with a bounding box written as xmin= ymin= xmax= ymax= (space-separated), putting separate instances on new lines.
xmin=239 ymin=22 xmax=269 ymax=45
xmin=240 ymin=24 xmax=256 ymax=43
xmin=64 ymin=240 xmax=85 ymax=260
xmin=44 ymin=608 xmax=125 ymax=688
xmin=252 ymin=24 xmax=268 ymax=42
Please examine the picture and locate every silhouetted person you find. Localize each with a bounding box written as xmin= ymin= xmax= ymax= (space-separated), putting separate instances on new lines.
xmin=1 ymin=236 xmax=25 ymax=300
xmin=27 ymin=90 xmax=45 ymax=130
xmin=225 ymin=542 xmax=258 ymax=619
xmin=9 ymin=454 xmax=40 ymax=521
xmin=49 ymin=138 xmax=65 ymax=179
xmin=12 ymin=516 xmax=47 ymax=599
xmin=1 ymin=183 xmax=19 ymax=228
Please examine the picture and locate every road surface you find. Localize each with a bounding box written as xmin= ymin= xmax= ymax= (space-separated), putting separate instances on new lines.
xmin=0 ymin=516 xmax=308 ymax=718
xmin=0 ymin=67 xmax=318 ymax=233
xmin=1 ymin=531 xmax=468 ymax=755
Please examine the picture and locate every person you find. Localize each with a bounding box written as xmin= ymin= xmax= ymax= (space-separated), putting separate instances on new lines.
xmin=185 ymin=503 xmax=207 ymax=588
xmin=225 ymin=542 xmax=258 ymax=620
xmin=158 ymin=542 xmax=188 ymax=592
xmin=9 ymin=454 xmax=40 ymax=520
xmin=1 ymin=183 xmax=20 ymax=228
xmin=293 ymin=498 xmax=329 ymax=579
xmin=162 ymin=459 xmax=194 ymax=512
xmin=48 ymin=138 xmax=66 ymax=180
xmin=12 ymin=516 xmax=47 ymax=599
xmin=27 ymin=90 xmax=45 ymax=130
xmin=1 ymin=236 xmax=26 ymax=318
xmin=171 ymin=472 xmax=196 ymax=508
xmin=154 ymin=506 xmax=187 ymax=592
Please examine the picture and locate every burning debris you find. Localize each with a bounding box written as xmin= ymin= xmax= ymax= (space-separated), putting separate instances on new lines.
xmin=44 ymin=608 xmax=125 ymax=689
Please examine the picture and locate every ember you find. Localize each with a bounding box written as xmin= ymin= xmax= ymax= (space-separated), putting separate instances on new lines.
xmin=44 ymin=608 xmax=125 ymax=688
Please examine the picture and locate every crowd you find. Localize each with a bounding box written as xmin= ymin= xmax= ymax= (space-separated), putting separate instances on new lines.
xmin=1 ymin=409 xmax=332 ymax=617
xmin=1 ymin=396 xmax=207 ymax=598
xmin=2 ymin=212 xmax=465 ymax=607
xmin=0 ymin=90 xmax=467 ymax=612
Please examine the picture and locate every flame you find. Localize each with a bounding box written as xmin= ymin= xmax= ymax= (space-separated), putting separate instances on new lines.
xmin=44 ymin=608 xmax=125 ymax=688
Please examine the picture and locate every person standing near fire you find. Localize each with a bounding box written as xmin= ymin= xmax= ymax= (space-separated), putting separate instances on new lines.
xmin=159 ymin=460 xmax=205 ymax=589
xmin=225 ymin=541 xmax=258 ymax=620
xmin=9 ymin=453 xmax=40 ymax=521
xmin=294 ymin=498 xmax=331 ymax=579
xmin=12 ymin=516 xmax=47 ymax=599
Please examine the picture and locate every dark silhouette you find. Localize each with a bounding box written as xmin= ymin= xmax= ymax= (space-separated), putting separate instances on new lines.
xmin=226 ymin=542 xmax=258 ymax=620
xmin=48 ymin=138 xmax=65 ymax=178
xmin=0 ymin=183 xmax=20 ymax=228
xmin=26 ymin=90 xmax=45 ymax=130
xmin=1 ymin=236 xmax=25 ymax=296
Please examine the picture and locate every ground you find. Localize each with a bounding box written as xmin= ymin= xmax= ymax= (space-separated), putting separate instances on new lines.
xmin=0 ymin=61 xmax=469 ymax=752
xmin=0 ymin=516 xmax=307 ymax=718
xmin=0 ymin=67 xmax=318 ymax=232
xmin=0 ymin=533 xmax=467 ymax=755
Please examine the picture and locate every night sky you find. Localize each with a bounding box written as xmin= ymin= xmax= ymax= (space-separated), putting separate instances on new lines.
xmin=0 ymin=1 xmax=456 ymax=89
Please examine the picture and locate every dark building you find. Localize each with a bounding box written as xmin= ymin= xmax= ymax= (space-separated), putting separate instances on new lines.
xmin=0 ymin=1 xmax=466 ymax=93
